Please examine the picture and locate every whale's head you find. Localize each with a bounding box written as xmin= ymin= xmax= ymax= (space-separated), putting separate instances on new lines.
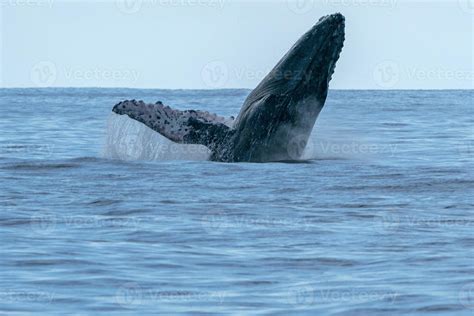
xmin=232 ymin=13 xmax=345 ymax=162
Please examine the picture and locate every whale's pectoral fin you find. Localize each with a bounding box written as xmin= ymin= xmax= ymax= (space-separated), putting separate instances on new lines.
xmin=112 ymin=99 xmax=234 ymax=149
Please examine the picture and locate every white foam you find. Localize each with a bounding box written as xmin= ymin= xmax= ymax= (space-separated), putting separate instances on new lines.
xmin=102 ymin=114 xmax=210 ymax=161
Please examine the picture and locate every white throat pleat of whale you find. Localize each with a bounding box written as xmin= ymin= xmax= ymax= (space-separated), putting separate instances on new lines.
xmin=102 ymin=113 xmax=211 ymax=161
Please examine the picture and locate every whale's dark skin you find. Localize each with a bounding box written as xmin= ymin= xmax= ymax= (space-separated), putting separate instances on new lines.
xmin=113 ymin=13 xmax=345 ymax=162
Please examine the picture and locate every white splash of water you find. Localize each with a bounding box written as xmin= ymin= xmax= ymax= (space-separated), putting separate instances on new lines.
xmin=102 ymin=114 xmax=210 ymax=161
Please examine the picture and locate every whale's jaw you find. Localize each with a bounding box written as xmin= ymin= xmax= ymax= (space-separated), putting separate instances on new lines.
xmin=230 ymin=13 xmax=345 ymax=162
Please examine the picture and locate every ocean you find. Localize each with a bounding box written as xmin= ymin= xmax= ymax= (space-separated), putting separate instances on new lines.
xmin=0 ymin=88 xmax=473 ymax=315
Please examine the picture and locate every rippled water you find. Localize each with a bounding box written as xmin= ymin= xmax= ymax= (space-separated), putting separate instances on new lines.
xmin=1 ymin=89 xmax=473 ymax=315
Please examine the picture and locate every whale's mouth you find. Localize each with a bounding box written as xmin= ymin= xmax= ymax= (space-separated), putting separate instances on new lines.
xmin=291 ymin=13 xmax=345 ymax=96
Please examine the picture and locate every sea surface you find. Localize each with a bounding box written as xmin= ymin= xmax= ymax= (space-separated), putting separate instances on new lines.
xmin=0 ymin=88 xmax=473 ymax=315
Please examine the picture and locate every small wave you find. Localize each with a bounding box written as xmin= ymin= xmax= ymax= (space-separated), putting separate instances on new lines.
xmin=87 ymin=199 xmax=121 ymax=206
xmin=11 ymin=259 xmax=95 ymax=267
xmin=0 ymin=162 xmax=80 ymax=171
xmin=68 ymin=157 xmax=106 ymax=163
xmin=0 ymin=218 xmax=32 ymax=227
xmin=415 ymin=304 xmax=464 ymax=312
xmin=274 ymin=159 xmax=318 ymax=164
xmin=381 ymin=122 xmax=410 ymax=127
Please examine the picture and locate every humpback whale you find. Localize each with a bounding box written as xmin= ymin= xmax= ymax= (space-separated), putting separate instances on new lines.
xmin=112 ymin=13 xmax=345 ymax=162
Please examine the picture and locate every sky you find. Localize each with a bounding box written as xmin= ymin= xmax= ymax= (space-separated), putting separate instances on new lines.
xmin=0 ymin=0 xmax=472 ymax=89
